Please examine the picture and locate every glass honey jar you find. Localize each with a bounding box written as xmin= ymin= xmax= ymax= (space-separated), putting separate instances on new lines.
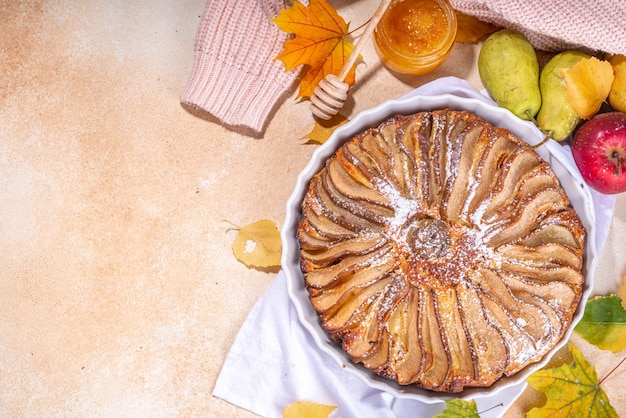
xmin=374 ymin=0 xmax=458 ymax=76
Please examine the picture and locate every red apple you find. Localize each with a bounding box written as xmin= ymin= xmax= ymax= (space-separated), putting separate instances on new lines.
xmin=571 ymin=111 xmax=626 ymax=194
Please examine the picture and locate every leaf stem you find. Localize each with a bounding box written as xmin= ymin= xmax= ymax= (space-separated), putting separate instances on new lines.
xmin=348 ymin=17 xmax=373 ymax=36
xmin=222 ymin=219 xmax=241 ymax=232
xmin=478 ymin=403 xmax=504 ymax=415
xmin=598 ymin=353 xmax=626 ymax=386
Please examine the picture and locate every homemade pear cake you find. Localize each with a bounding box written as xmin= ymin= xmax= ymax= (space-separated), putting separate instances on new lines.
xmin=297 ymin=109 xmax=585 ymax=393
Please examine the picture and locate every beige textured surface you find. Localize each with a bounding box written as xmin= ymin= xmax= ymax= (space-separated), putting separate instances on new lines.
xmin=1 ymin=1 xmax=624 ymax=417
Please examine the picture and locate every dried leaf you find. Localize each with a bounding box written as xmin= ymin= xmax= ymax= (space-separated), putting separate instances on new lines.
xmin=575 ymin=294 xmax=626 ymax=352
xmin=433 ymin=399 xmax=480 ymax=418
xmin=232 ymin=220 xmax=281 ymax=270
xmin=454 ymin=12 xmax=500 ymax=44
xmin=304 ymin=113 xmax=349 ymax=144
xmin=526 ymin=343 xmax=619 ymax=418
xmin=283 ymin=401 xmax=337 ymax=418
xmin=608 ymin=54 xmax=626 ymax=112
xmin=272 ymin=0 xmax=357 ymax=98
xmin=562 ymin=57 xmax=615 ymax=119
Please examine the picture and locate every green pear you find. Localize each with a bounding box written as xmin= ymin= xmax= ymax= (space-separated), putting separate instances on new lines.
xmin=478 ymin=29 xmax=541 ymax=120
xmin=537 ymin=51 xmax=590 ymax=140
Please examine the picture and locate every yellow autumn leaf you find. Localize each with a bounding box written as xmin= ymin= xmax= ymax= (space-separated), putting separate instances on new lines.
xmin=272 ymin=0 xmax=357 ymax=98
xmin=561 ymin=57 xmax=615 ymax=119
xmin=526 ymin=343 xmax=619 ymax=418
xmin=231 ymin=220 xmax=281 ymax=270
xmin=283 ymin=401 xmax=337 ymax=418
xmin=608 ymin=54 xmax=626 ymax=112
xmin=454 ymin=11 xmax=500 ymax=44
xmin=304 ymin=113 xmax=349 ymax=144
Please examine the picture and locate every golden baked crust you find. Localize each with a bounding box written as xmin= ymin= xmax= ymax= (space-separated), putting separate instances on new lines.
xmin=297 ymin=109 xmax=585 ymax=393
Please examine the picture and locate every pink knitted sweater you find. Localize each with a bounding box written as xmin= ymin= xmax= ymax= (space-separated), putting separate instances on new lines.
xmin=181 ymin=0 xmax=626 ymax=134
xmin=451 ymin=0 xmax=626 ymax=54
xmin=180 ymin=0 xmax=298 ymax=133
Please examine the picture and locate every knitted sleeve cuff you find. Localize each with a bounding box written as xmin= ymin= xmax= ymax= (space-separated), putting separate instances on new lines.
xmin=180 ymin=0 xmax=299 ymax=133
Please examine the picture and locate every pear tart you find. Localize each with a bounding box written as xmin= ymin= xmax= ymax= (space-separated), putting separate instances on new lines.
xmin=297 ymin=109 xmax=585 ymax=393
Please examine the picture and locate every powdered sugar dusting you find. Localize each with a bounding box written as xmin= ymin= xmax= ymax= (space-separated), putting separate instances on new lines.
xmin=373 ymin=178 xmax=418 ymax=230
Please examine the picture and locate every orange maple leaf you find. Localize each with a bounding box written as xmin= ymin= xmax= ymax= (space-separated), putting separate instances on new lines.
xmin=272 ymin=0 xmax=357 ymax=98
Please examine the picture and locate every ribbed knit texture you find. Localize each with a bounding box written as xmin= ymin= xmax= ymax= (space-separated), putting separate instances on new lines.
xmin=450 ymin=0 xmax=626 ymax=54
xmin=180 ymin=0 xmax=299 ymax=133
xmin=182 ymin=0 xmax=625 ymax=133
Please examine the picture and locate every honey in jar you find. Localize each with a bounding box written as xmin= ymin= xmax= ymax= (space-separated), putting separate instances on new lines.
xmin=374 ymin=0 xmax=457 ymax=75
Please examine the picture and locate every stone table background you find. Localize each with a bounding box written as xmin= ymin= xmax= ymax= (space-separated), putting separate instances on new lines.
xmin=1 ymin=1 xmax=624 ymax=416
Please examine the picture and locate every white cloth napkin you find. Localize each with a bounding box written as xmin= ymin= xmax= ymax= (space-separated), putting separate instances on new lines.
xmin=213 ymin=78 xmax=616 ymax=418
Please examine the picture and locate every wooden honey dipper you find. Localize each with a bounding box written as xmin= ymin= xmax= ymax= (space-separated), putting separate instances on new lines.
xmin=310 ymin=0 xmax=393 ymax=120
